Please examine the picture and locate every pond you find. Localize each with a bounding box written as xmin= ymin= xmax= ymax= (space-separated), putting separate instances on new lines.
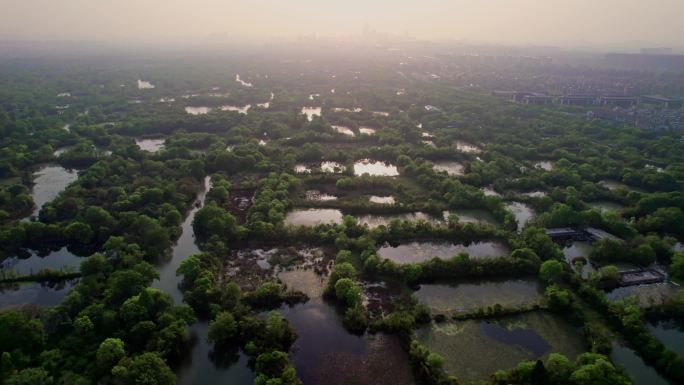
xmin=355 ymin=212 xmax=443 ymax=229
xmin=185 ymin=106 xmax=212 ymax=115
xmin=137 ymin=79 xmax=155 ymax=89
xmin=295 ymin=161 xmax=346 ymax=174
xmin=610 ymin=342 xmax=670 ymax=385
xmin=377 ymin=241 xmax=509 ymax=264
xmin=2 ymin=247 xmax=81 ymax=276
xmin=414 ymin=278 xmax=543 ymax=315
xmin=588 ymin=201 xmax=624 ymax=213
xmin=505 ymin=202 xmax=534 ymax=228
xmin=153 ymin=177 xmax=211 ymax=303
xmin=455 ymin=141 xmax=481 ymax=153
xmin=482 ymin=186 xmax=500 ymax=196
xmin=280 ymin=298 xmax=415 ymax=385
xmin=606 ymin=283 xmax=678 ymax=308
xmin=433 ymin=161 xmax=464 ymax=176
xmin=136 ymin=138 xmax=165 ymax=153
xmin=235 ymin=74 xmax=253 ymax=87
xmin=320 ymin=161 xmax=345 ymax=173
xmin=305 ymin=190 xmax=338 ymax=201
xmin=0 ymin=280 xmax=77 ymax=309
xmin=534 ymin=161 xmax=554 ymax=171
xmin=28 ymin=165 xmax=78 ymax=218
xmin=647 ymin=319 xmax=684 ymax=356
xmin=332 ymin=125 xmax=355 ymax=136
xmin=278 ymin=268 xmax=327 ymax=298
xmin=353 ymin=159 xmax=399 ymax=176
xmin=416 ymin=312 xmax=585 ymax=382
xmin=445 ymin=209 xmax=499 ymax=227
xmin=219 ymin=105 xmax=251 ymax=114
xmin=368 ymin=195 xmax=395 ymax=204
xmin=175 ymin=321 xmax=254 ymax=385
xmin=284 ymin=209 xmax=343 ymax=227
xmin=301 ymin=107 xmax=322 ymax=121
xmin=562 ymin=241 xmax=596 ymax=278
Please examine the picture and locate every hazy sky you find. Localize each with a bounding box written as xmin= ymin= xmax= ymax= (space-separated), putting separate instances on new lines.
xmin=1 ymin=0 xmax=683 ymax=48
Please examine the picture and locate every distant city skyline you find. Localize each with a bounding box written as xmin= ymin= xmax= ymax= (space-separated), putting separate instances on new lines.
xmin=1 ymin=0 xmax=684 ymax=50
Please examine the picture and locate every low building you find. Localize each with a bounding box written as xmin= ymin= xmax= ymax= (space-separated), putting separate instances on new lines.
xmin=639 ymin=95 xmax=683 ymax=109
xmin=599 ymin=95 xmax=637 ymax=107
xmin=558 ymin=95 xmax=598 ymax=106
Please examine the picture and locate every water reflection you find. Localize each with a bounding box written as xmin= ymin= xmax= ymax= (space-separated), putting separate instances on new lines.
xmin=606 ymin=283 xmax=678 ymax=307
xmin=305 ymin=190 xmax=337 ymax=201
xmin=534 ymin=161 xmax=554 ymax=171
xmin=355 ymin=212 xmax=443 ymax=228
xmin=332 ymin=125 xmax=355 ymax=137
xmin=506 ymin=202 xmax=534 ymax=228
xmin=28 ymin=165 xmax=78 ymax=218
xmin=176 ymin=322 xmax=254 ymax=385
xmin=0 ymin=280 xmax=76 ymax=309
xmin=414 ymin=279 xmax=543 ymax=314
xmin=2 ymin=247 xmax=81 ymax=276
xmin=445 ymin=209 xmax=499 ymax=226
xmin=153 ymin=177 xmax=211 ymax=303
xmin=353 ymin=159 xmax=399 ymax=176
xmin=455 ymin=141 xmax=481 ymax=153
xmin=284 ymin=209 xmax=343 ymax=226
xmin=301 ymin=107 xmax=322 ymax=121
xmin=433 ymin=161 xmax=464 ymax=176
xmin=378 ymin=241 xmax=509 ymax=264
xmin=280 ymin=298 xmax=414 ymax=385
xmin=136 ymin=139 xmax=165 ymax=153
xmin=562 ymin=241 xmax=595 ymax=278
xmin=368 ymin=196 xmax=395 ymax=204
xmin=647 ymin=320 xmax=684 ymax=356
xmin=610 ymin=342 xmax=670 ymax=385
xmin=416 ymin=312 xmax=584 ymax=382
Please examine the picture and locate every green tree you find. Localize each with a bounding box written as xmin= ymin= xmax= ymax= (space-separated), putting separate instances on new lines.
xmin=539 ymin=260 xmax=563 ymax=284
xmin=208 ymin=311 xmax=238 ymax=345
xmin=97 ymin=338 xmax=126 ymax=370
xmin=112 ymin=352 xmax=175 ymax=385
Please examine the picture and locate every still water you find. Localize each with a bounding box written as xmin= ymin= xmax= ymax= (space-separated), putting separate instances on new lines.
xmin=378 ymin=241 xmax=509 ymax=264
xmin=416 ymin=312 xmax=584 ymax=382
xmin=353 ymin=159 xmax=399 ymax=176
xmin=153 ymin=177 xmax=211 ymax=303
xmin=455 ymin=141 xmax=481 ymax=153
xmin=28 ymin=165 xmax=78 ymax=218
xmin=433 ymin=161 xmax=464 ymax=176
xmin=2 ymin=247 xmax=81 ymax=276
xmin=610 ymin=342 xmax=671 ymax=385
xmin=175 ymin=321 xmax=254 ymax=385
xmin=355 ymin=212 xmax=443 ymax=228
xmin=136 ymin=138 xmax=165 ymax=153
xmin=284 ymin=209 xmax=343 ymax=227
xmin=301 ymin=107 xmax=322 ymax=121
xmin=414 ymin=278 xmax=543 ymax=314
xmin=505 ymin=202 xmax=534 ymax=228
xmin=0 ymin=280 xmax=77 ymax=309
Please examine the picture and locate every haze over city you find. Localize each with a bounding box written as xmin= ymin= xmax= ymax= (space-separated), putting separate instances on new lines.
xmin=1 ymin=0 xmax=684 ymax=50
xmin=2 ymin=1 xmax=684 ymax=385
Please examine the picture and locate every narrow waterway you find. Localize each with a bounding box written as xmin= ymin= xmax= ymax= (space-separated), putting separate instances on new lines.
xmin=153 ymin=176 xmax=211 ymax=303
